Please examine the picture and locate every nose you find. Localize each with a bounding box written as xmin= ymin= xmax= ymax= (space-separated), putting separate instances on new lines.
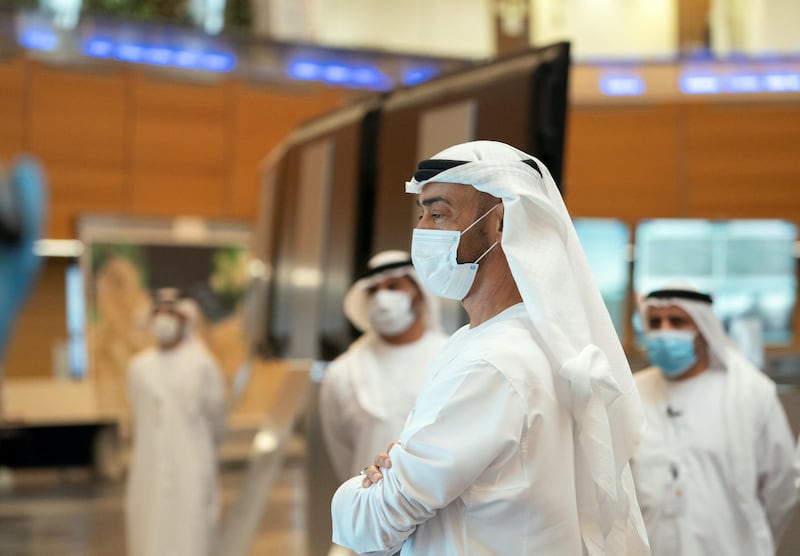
xmin=416 ymin=214 xmax=434 ymax=230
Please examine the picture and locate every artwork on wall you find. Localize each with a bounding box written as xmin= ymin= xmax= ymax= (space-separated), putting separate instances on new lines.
xmin=79 ymin=215 xmax=252 ymax=415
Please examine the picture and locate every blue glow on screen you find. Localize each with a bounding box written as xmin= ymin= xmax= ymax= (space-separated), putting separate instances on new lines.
xmin=573 ymin=219 xmax=631 ymax=338
xmin=634 ymin=219 xmax=798 ymax=346
xmin=403 ymin=67 xmax=439 ymax=86
xmin=599 ymin=75 xmax=645 ymax=96
xmin=66 ymin=264 xmax=87 ymax=379
xmin=82 ymin=38 xmax=237 ymax=72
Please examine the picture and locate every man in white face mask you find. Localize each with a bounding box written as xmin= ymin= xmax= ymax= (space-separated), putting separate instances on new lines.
xmin=319 ymin=250 xmax=448 ymax=484
xmin=632 ymin=285 xmax=797 ymax=556
xmin=331 ymin=141 xmax=650 ymax=555
xmin=126 ymin=288 xmax=227 ymax=556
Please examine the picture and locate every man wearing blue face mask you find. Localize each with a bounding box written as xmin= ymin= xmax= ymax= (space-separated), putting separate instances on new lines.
xmin=632 ymin=286 xmax=797 ymax=556
xmin=331 ymin=141 xmax=650 ymax=555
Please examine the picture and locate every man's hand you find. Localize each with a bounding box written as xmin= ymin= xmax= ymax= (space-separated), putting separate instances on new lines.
xmin=360 ymin=441 xmax=400 ymax=488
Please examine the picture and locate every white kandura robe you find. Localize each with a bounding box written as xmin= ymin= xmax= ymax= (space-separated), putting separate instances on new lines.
xmin=320 ymin=329 xmax=448 ymax=482
xmin=126 ymin=339 xmax=226 ymax=556
xmin=332 ymin=304 xmax=584 ymax=556
xmin=632 ymin=365 xmax=797 ymax=556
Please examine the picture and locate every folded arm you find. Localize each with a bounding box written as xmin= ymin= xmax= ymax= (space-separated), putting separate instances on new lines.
xmin=331 ymin=363 xmax=525 ymax=554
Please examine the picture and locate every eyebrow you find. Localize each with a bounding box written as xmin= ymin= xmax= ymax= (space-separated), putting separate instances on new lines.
xmin=416 ymin=196 xmax=451 ymax=208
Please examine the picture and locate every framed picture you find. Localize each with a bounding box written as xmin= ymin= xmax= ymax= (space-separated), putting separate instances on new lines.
xmin=78 ymin=215 xmax=252 ymax=415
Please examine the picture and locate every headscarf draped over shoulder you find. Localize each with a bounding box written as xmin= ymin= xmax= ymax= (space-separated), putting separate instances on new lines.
xmin=406 ymin=140 xmax=649 ymax=555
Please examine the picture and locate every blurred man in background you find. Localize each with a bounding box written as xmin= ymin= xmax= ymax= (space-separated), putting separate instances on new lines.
xmin=320 ymin=250 xmax=447 ymax=482
xmin=632 ymin=285 xmax=797 ymax=556
xmin=126 ymin=288 xmax=226 ymax=556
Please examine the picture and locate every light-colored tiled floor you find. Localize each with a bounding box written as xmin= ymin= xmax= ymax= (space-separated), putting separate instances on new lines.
xmin=0 ymin=455 xmax=307 ymax=556
xmin=3 ymin=436 xmax=800 ymax=556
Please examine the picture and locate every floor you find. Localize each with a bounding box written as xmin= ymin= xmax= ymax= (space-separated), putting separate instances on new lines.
xmin=0 ymin=455 xmax=308 ymax=556
xmin=2 ymin=430 xmax=800 ymax=556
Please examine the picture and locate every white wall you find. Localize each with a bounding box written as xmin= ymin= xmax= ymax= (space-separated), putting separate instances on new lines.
xmin=259 ymin=0 xmax=678 ymax=62
xmin=257 ymin=0 xmax=799 ymax=62
xmin=710 ymin=0 xmax=800 ymax=56
xmin=311 ymin=0 xmax=494 ymax=59
xmin=759 ymin=0 xmax=800 ymax=54
xmin=532 ymin=0 xmax=678 ymax=61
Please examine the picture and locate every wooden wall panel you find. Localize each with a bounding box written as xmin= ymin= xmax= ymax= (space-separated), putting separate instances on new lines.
xmin=684 ymin=101 xmax=800 ymax=221
xmin=28 ymin=64 xmax=127 ymax=238
xmin=563 ymin=103 xmax=682 ymax=219
xmin=228 ymin=83 xmax=348 ymax=220
xmin=0 ymin=58 xmax=25 ymax=159
xmin=130 ymin=73 xmax=228 ymax=217
xmin=3 ymin=259 xmax=70 ymax=378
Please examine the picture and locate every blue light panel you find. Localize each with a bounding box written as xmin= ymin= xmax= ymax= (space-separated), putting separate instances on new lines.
xmin=680 ymin=74 xmax=723 ymax=94
xmin=82 ymin=38 xmax=236 ymax=72
xmin=763 ymin=72 xmax=800 ymax=92
xmin=599 ymin=75 xmax=645 ymax=96
xmin=681 ymin=69 xmax=800 ymax=94
xmin=19 ymin=28 xmax=59 ymax=51
xmin=287 ymin=59 xmax=392 ymax=90
xmin=727 ymin=73 xmax=761 ymax=93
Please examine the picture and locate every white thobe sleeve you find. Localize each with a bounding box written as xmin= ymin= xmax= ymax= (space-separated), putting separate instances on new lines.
xmin=320 ymin=363 xmax=357 ymax=482
xmin=331 ymin=363 xmax=525 ymax=555
xmin=203 ymin=359 xmax=228 ymax=443
xmin=755 ymin=395 xmax=798 ymax=543
xmin=126 ymin=361 xmax=140 ymax=416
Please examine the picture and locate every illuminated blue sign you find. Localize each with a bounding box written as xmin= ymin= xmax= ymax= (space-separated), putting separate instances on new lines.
xmin=680 ymin=74 xmax=723 ymax=94
xmin=599 ymin=75 xmax=645 ymax=96
xmin=287 ymin=59 xmax=392 ymax=90
xmin=82 ymin=38 xmax=236 ymax=72
xmin=763 ymin=72 xmax=800 ymax=92
xmin=681 ymin=70 xmax=800 ymax=94
xmin=727 ymin=73 xmax=761 ymax=93
xmin=19 ymin=28 xmax=59 ymax=51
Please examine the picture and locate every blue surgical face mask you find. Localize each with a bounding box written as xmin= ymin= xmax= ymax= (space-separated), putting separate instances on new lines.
xmin=645 ymin=330 xmax=698 ymax=378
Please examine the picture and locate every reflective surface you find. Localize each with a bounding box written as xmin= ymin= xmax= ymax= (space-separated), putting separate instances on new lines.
xmin=0 ymin=454 xmax=306 ymax=556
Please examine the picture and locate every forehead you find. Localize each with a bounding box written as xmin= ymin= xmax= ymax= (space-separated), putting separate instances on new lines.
xmin=417 ymin=181 xmax=476 ymax=205
xmin=153 ymin=305 xmax=181 ymax=317
xmin=368 ymin=273 xmax=415 ymax=289
xmin=646 ymin=304 xmax=694 ymax=321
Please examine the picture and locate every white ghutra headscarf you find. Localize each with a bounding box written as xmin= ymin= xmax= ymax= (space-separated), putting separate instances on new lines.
xmin=406 ymin=140 xmax=649 ymax=555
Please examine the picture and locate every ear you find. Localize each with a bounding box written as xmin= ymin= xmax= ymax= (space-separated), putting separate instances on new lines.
xmin=494 ymin=203 xmax=505 ymax=236
xmin=694 ymin=332 xmax=708 ymax=355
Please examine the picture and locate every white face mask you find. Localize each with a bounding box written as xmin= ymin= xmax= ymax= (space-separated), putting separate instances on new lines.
xmin=368 ymin=290 xmax=417 ymax=336
xmin=151 ymin=314 xmax=182 ymax=346
xmin=411 ymin=204 xmax=500 ymax=300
